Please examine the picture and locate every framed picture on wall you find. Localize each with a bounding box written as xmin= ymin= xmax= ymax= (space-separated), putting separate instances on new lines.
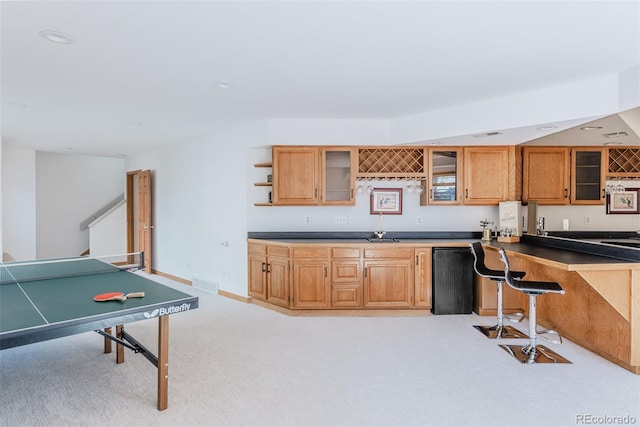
xmin=370 ymin=188 xmax=402 ymax=215
xmin=606 ymin=188 xmax=640 ymax=214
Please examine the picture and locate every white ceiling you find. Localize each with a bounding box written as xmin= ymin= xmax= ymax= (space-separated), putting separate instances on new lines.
xmin=2 ymin=1 xmax=639 ymax=157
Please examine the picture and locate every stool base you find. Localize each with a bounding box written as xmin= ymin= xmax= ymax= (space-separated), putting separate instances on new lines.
xmin=499 ymin=344 xmax=571 ymax=364
xmin=473 ymin=324 xmax=528 ymax=339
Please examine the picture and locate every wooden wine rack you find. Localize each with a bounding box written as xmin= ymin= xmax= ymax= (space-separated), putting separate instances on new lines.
xmin=607 ymin=148 xmax=640 ymax=179
xmin=357 ymin=147 xmax=426 ymax=178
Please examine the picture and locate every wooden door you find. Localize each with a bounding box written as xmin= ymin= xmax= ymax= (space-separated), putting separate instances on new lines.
xmin=292 ymin=260 xmax=331 ymax=308
xmin=463 ymin=147 xmax=510 ymax=205
xmin=522 ymin=147 xmax=570 ymax=205
xmin=267 ymin=256 xmax=290 ymax=307
xmin=272 ymin=146 xmax=319 ymax=205
xmin=414 ymin=248 xmax=432 ymax=308
xmin=138 ymin=170 xmax=153 ymax=273
xmin=363 ymin=260 xmax=413 ymax=308
xmin=127 ymin=169 xmax=152 ymax=273
xmin=248 ymin=254 xmax=267 ymax=300
xmin=321 ymin=147 xmax=356 ymax=205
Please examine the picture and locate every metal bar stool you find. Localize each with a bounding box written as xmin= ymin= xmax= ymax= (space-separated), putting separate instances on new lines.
xmin=469 ymin=242 xmax=527 ymax=339
xmin=498 ymin=247 xmax=571 ymax=364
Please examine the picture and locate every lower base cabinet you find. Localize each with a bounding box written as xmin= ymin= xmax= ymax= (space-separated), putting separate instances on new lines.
xmin=363 ymin=260 xmax=413 ymax=308
xmin=247 ymin=240 xmax=460 ymax=313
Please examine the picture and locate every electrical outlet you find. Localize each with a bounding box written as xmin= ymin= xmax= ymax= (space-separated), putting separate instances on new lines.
xmin=304 ymin=216 xmax=312 ymax=224
xmin=416 ymin=216 xmax=423 ymax=225
xmin=562 ymin=219 xmax=569 ymax=231
xmin=584 ymin=216 xmax=591 ymax=225
xmin=334 ymin=216 xmax=348 ymax=224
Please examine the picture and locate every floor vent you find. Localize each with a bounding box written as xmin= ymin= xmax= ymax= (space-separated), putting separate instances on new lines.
xmin=192 ymin=276 xmax=219 ymax=294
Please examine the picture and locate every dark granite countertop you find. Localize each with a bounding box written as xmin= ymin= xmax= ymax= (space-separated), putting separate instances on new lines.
xmin=248 ymin=231 xmax=640 ymax=264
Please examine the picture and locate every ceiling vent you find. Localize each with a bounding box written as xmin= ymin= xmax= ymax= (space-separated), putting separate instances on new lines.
xmin=472 ymin=131 xmax=503 ymax=138
xmin=603 ymin=131 xmax=629 ymax=138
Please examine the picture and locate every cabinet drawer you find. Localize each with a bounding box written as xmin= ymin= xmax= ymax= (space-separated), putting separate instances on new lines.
xmin=364 ymin=247 xmax=412 ymax=259
xmin=331 ymin=284 xmax=362 ymax=308
xmin=267 ymin=245 xmax=290 ymax=258
xmin=331 ymin=247 xmax=361 ymax=258
xmin=248 ymin=242 xmax=267 ymax=255
xmin=293 ymin=246 xmax=330 ymax=259
xmin=332 ymin=260 xmax=361 ymax=282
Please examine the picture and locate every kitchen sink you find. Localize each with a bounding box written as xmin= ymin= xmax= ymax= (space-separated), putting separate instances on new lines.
xmin=366 ymin=237 xmax=400 ymax=242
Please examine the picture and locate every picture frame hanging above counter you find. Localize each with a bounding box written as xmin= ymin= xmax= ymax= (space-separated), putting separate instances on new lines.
xmin=606 ymin=188 xmax=640 ymax=214
xmin=370 ymin=188 xmax=403 ymax=215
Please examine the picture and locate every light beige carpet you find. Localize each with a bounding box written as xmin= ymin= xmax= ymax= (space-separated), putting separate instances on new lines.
xmin=1 ymin=273 xmax=638 ymax=427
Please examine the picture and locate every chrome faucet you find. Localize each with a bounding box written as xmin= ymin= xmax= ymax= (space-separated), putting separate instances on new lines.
xmin=375 ymin=212 xmax=386 ymax=239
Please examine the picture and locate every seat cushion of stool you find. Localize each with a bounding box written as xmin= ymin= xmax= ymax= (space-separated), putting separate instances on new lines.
xmin=509 ymin=280 xmax=564 ymax=295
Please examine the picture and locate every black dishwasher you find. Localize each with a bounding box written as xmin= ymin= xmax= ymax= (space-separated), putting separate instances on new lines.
xmin=431 ymin=247 xmax=474 ymax=314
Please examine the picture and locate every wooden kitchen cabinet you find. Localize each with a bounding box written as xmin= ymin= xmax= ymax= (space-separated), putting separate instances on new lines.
xmin=321 ymin=147 xmax=356 ymax=205
xmin=462 ymin=146 xmax=512 ymax=205
xmin=571 ymin=147 xmax=606 ymax=205
xmin=522 ymin=147 xmax=570 ymax=205
xmin=272 ymin=146 xmax=319 ymax=205
xmin=291 ymin=246 xmax=331 ymax=308
xmin=248 ymin=242 xmax=291 ymax=307
xmin=421 ymin=147 xmax=463 ymax=205
xmin=330 ymin=247 xmax=362 ymax=308
xmin=414 ymin=248 xmax=432 ymax=309
xmin=363 ymin=247 xmax=413 ymax=308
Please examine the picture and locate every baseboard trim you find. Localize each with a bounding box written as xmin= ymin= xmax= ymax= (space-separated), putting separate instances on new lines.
xmin=149 ymin=269 xmax=252 ymax=303
xmin=150 ymin=269 xmax=192 ymax=286
xmin=218 ymin=289 xmax=251 ymax=303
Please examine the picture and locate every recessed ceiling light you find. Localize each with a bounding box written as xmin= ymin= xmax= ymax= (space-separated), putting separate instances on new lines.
xmin=537 ymin=125 xmax=557 ymax=131
xmin=603 ymin=131 xmax=628 ymax=138
xmin=39 ymin=30 xmax=74 ymax=44
xmin=580 ymin=126 xmax=603 ymax=131
xmin=472 ymin=131 xmax=503 ymax=138
xmin=127 ymin=121 xmax=143 ymax=127
xmin=216 ymin=81 xmax=233 ymax=89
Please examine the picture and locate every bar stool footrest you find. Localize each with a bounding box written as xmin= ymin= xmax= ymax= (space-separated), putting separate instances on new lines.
xmin=499 ymin=344 xmax=571 ymax=364
xmin=537 ymin=329 xmax=563 ymax=344
xmin=473 ymin=324 xmax=528 ymax=339
xmin=504 ymin=310 xmax=525 ymax=323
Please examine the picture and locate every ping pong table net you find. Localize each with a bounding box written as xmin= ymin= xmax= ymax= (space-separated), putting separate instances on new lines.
xmin=0 ymin=252 xmax=145 ymax=285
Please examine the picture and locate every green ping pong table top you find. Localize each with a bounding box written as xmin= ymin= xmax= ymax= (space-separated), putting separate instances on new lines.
xmin=0 ymin=257 xmax=198 ymax=349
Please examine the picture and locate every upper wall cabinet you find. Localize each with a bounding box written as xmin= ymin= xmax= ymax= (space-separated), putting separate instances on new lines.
xmin=272 ymin=146 xmax=320 ymax=205
xmin=462 ymin=146 xmax=513 ymax=205
xmin=421 ymin=147 xmax=463 ymax=205
xmin=272 ymin=146 xmax=356 ymax=206
xmin=522 ymin=147 xmax=570 ymax=205
xmin=321 ymin=147 xmax=356 ymax=205
xmin=571 ymin=147 xmax=606 ymax=205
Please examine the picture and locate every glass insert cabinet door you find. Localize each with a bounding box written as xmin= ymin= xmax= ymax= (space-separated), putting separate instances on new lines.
xmin=571 ymin=148 xmax=605 ymax=205
xmin=321 ymin=147 xmax=356 ymax=205
xmin=424 ymin=148 xmax=462 ymax=204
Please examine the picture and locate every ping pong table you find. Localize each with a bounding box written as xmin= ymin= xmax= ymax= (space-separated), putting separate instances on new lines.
xmin=0 ymin=253 xmax=198 ymax=411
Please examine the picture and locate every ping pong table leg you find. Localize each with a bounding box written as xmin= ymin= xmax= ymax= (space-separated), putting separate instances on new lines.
xmin=116 ymin=325 xmax=125 ymax=364
xmin=104 ymin=327 xmax=112 ymax=353
xmin=157 ymin=315 xmax=169 ymax=411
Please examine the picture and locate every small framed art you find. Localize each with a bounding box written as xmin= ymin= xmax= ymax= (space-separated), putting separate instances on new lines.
xmin=606 ymin=188 xmax=640 ymax=214
xmin=370 ymin=188 xmax=403 ymax=215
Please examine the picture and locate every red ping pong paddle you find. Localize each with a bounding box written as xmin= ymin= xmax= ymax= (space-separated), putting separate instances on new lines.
xmin=93 ymin=292 xmax=145 ymax=302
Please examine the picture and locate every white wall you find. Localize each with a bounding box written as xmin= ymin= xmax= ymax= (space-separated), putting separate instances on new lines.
xmin=35 ymin=152 xmax=125 ymax=258
xmin=1 ymin=145 xmax=37 ymax=260
xmin=125 ymin=121 xmax=268 ymax=297
xmin=89 ymin=202 xmax=126 ymax=257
